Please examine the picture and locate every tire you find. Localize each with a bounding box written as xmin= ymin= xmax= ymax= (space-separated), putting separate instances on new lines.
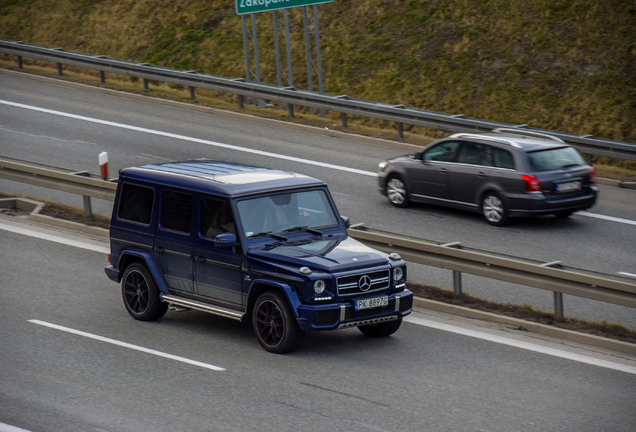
xmin=121 ymin=262 xmax=168 ymax=321
xmin=358 ymin=317 xmax=403 ymax=337
xmin=481 ymin=192 xmax=509 ymax=226
xmin=553 ymin=210 xmax=573 ymax=219
xmin=386 ymin=175 xmax=410 ymax=207
xmin=252 ymin=291 xmax=305 ymax=354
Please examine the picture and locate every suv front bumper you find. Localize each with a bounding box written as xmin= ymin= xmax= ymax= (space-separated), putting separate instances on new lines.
xmin=296 ymin=290 xmax=413 ymax=331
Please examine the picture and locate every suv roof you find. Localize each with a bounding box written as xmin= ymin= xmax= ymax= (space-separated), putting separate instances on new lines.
xmin=450 ymin=128 xmax=568 ymax=152
xmin=119 ymin=159 xmax=325 ymax=197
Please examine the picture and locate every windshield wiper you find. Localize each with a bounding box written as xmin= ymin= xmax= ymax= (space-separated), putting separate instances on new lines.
xmin=281 ymin=226 xmax=323 ymax=236
xmin=248 ymin=231 xmax=288 ymax=241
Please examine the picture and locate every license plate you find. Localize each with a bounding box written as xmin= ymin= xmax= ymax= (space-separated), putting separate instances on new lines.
xmin=355 ymin=296 xmax=389 ymax=310
xmin=555 ymin=181 xmax=581 ymax=192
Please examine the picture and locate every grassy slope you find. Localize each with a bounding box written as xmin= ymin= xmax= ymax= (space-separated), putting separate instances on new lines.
xmin=1 ymin=0 xmax=635 ymax=148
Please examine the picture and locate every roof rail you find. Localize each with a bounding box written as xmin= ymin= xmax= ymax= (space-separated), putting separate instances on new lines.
xmin=449 ymin=133 xmax=522 ymax=148
xmin=492 ymin=128 xmax=565 ymax=143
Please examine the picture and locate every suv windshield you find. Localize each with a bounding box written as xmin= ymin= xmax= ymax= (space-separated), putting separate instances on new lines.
xmin=237 ymin=189 xmax=339 ymax=238
xmin=528 ymin=147 xmax=585 ymax=171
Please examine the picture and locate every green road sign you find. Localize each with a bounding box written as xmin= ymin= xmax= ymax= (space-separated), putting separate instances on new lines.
xmin=236 ymin=0 xmax=333 ymax=15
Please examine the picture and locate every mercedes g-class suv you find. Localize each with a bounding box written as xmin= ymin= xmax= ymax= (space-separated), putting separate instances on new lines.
xmin=105 ymin=160 xmax=413 ymax=353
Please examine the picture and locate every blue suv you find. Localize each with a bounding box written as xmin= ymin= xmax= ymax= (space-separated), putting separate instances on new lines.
xmin=105 ymin=160 xmax=412 ymax=353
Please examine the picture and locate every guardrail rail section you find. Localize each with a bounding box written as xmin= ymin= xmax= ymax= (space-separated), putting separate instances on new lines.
xmin=2 ymin=39 xmax=636 ymax=162
xmin=1 ymin=156 xmax=635 ymax=319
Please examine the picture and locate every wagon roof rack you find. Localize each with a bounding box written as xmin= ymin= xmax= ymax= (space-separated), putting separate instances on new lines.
xmin=492 ymin=128 xmax=565 ymax=143
xmin=449 ymin=133 xmax=523 ymax=148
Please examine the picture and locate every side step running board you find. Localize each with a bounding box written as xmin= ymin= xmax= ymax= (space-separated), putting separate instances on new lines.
xmin=161 ymin=294 xmax=245 ymax=322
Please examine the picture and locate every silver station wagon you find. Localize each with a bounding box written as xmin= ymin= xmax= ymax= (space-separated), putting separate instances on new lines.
xmin=378 ymin=129 xmax=598 ymax=226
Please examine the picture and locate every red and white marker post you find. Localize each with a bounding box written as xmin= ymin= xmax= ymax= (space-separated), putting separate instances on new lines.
xmin=98 ymin=152 xmax=109 ymax=180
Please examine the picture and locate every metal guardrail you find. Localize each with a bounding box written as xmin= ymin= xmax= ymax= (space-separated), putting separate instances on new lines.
xmin=1 ymin=156 xmax=635 ymax=318
xmin=347 ymin=228 xmax=636 ymax=316
xmin=2 ymin=39 xmax=636 ymax=162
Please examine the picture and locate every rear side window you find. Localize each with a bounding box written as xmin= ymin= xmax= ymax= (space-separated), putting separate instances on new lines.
xmin=160 ymin=190 xmax=193 ymax=233
xmin=528 ymin=147 xmax=585 ymax=171
xmin=457 ymin=143 xmax=493 ymax=166
xmin=493 ymin=148 xmax=515 ymax=169
xmin=117 ymin=183 xmax=154 ymax=225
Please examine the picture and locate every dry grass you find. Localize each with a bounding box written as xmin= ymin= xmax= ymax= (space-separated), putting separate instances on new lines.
xmin=1 ymin=0 xmax=634 ymax=144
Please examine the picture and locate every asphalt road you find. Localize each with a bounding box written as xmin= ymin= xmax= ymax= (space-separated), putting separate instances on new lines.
xmin=1 ymin=71 xmax=636 ymax=331
xmin=1 ymin=216 xmax=635 ymax=432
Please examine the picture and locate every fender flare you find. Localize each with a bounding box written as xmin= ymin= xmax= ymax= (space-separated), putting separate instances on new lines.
xmin=247 ymin=278 xmax=303 ymax=318
xmin=118 ymin=250 xmax=170 ymax=293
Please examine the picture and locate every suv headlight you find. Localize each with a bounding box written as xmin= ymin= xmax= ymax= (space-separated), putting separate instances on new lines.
xmin=313 ymin=279 xmax=326 ymax=294
xmin=378 ymin=160 xmax=388 ymax=170
xmin=393 ymin=266 xmax=404 ymax=283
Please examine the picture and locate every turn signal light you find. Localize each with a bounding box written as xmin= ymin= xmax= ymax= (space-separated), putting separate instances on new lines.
xmin=589 ymin=167 xmax=596 ymax=184
xmin=521 ymin=174 xmax=541 ymax=192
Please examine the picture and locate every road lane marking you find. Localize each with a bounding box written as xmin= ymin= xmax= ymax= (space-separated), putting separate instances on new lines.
xmin=618 ymin=272 xmax=636 ymax=278
xmin=0 ymin=423 xmax=33 ymax=432
xmin=2 ymin=99 xmax=635 ymax=226
xmin=0 ymin=99 xmax=375 ymax=177
xmin=578 ymin=211 xmax=636 ymax=226
xmin=28 ymin=319 xmax=226 ymax=372
xmin=0 ymin=220 xmax=109 ymax=254
xmin=405 ymin=316 xmax=636 ymax=375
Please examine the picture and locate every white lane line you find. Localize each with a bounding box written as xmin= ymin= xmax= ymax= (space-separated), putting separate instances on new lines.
xmin=405 ymin=316 xmax=636 ymax=375
xmin=28 ymin=319 xmax=226 ymax=372
xmin=0 ymin=220 xmax=109 ymax=254
xmin=618 ymin=272 xmax=636 ymax=278
xmin=578 ymin=211 xmax=636 ymax=226
xmin=0 ymin=99 xmax=376 ymax=177
xmin=0 ymin=423 xmax=33 ymax=432
xmin=3 ymin=99 xmax=636 ymax=227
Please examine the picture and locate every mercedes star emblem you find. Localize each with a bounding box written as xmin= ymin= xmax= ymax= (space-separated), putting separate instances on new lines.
xmin=359 ymin=275 xmax=372 ymax=291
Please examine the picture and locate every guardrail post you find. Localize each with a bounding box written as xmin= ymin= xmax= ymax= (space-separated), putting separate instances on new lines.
xmin=100 ymin=71 xmax=105 ymax=83
xmin=143 ymin=78 xmax=149 ymax=90
xmin=288 ymin=102 xmax=295 ymax=118
xmin=453 ymin=270 xmax=463 ymax=296
xmin=82 ymin=195 xmax=93 ymax=217
xmin=341 ymin=112 xmax=348 ymax=129
xmin=238 ymin=95 xmax=244 ymax=109
xmin=189 ymin=86 xmax=195 ymax=100
xmin=554 ymin=292 xmax=564 ymax=320
xmin=57 ymin=63 xmax=63 ymax=76
xmin=17 ymin=55 xmax=23 ymax=69
xmin=396 ymin=122 xmax=404 ymax=139
xmin=541 ymin=261 xmax=565 ymax=319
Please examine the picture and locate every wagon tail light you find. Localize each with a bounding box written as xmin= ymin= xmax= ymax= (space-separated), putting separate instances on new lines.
xmin=589 ymin=167 xmax=596 ymax=184
xmin=521 ymin=174 xmax=541 ymax=192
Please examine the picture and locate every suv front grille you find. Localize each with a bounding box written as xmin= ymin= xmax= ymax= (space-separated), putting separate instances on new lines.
xmin=337 ymin=270 xmax=390 ymax=296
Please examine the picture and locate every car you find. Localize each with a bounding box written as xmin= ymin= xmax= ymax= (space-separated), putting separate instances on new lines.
xmin=378 ymin=128 xmax=598 ymax=226
xmin=105 ymin=160 xmax=412 ymax=353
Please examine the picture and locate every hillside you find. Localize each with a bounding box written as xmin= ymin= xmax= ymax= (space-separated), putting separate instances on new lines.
xmin=1 ymin=0 xmax=635 ymax=145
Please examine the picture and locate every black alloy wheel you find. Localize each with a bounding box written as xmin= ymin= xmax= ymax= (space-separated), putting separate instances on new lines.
xmin=252 ymin=291 xmax=304 ymax=354
xmin=358 ymin=317 xmax=403 ymax=337
xmin=121 ymin=262 xmax=168 ymax=321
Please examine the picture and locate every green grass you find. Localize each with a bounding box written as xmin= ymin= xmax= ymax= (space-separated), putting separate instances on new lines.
xmin=1 ymin=0 xmax=634 ymax=145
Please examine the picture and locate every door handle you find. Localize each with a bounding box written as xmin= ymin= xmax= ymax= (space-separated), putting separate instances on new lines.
xmin=439 ymin=168 xmax=448 ymax=174
xmin=477 ymin=172 xmax=486 ymax=178
xmin=154 ymin=246 xmax=165 ymax=253
xmin=195 ymin=256 xmax=206 ymax=262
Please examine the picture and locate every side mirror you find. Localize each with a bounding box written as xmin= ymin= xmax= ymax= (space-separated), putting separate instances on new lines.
xmin=412 ymin=152 xmax=423 ymax=160
xmin=341 ymin=216 xmax=351 ymax=229
xmin=214 ymin=232 xmax=238 ymax=246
